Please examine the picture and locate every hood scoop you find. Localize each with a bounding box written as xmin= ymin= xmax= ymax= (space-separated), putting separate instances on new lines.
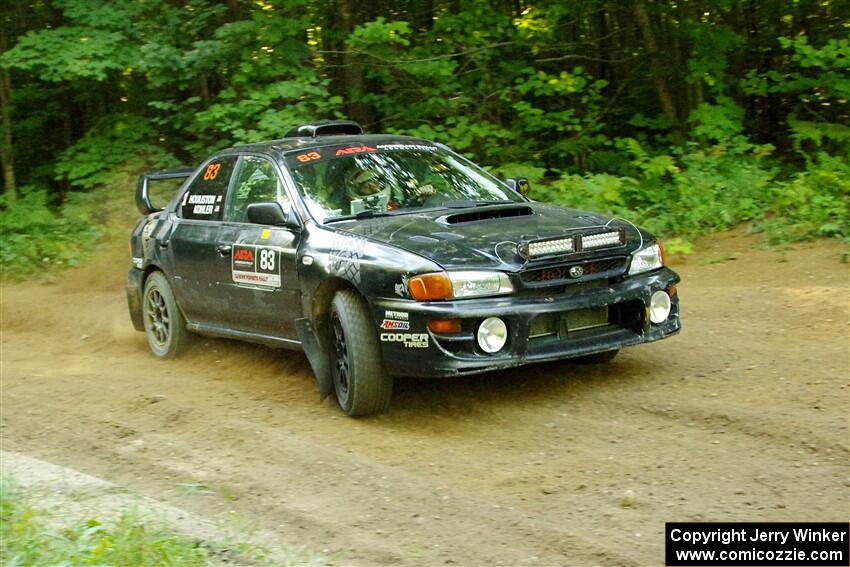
xmin=439 ymin=205 xmax=533 ymax=225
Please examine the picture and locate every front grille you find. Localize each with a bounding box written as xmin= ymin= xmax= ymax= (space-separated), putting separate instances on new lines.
xmin=520 ymin=257 xmax=628 ymax=287
xmin=526 ymin=300 xmax=646 ymax=353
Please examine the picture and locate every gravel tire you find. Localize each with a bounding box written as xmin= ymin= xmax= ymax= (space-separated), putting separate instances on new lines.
xmin=142 ymin=271 xmax=188 ymax=359
xmin=330 ymin=290 xmax=393 ymax=416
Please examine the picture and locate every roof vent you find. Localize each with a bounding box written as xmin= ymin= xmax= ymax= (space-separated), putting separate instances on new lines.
xmin=285 ymin=121 xmax=363 ymax=138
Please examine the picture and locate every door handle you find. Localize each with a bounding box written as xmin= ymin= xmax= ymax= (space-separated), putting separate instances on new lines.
xmin=217 ymin=244 xmax=232 ymax=256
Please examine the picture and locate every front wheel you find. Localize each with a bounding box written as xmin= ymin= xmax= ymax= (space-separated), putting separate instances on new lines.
xmin=330 ymin=290 xmax=393 ymax=416
xmin=143 ymin=271 xmax=188 ymax=359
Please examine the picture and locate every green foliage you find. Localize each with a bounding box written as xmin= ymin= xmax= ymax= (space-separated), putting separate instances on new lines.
xmin=1 ymin=27 xmax=134 ymax=82
xmin=741 ymin=33 xmax=850 ymax=122
xmin=685 ymin=23 xmax=744 ymax=88
xmin=192 ymin=77 xmax=342 ymax=145
xmin=788 ymin=118 xmax=850 ymax=160
xmin=0 ymin=187 xmax=104 ymax=277
xmin=762 ymin=154 xmax=850 ymax=242
xmin=532 ymin=139 xmax=786 ymax=243
xmin=2 ymin=0 xmax=848 ymax=276
xmin=0 ymin=481 xmax=209 ymax=565
xmin=55 ymin=115 xmax=178 ymax=189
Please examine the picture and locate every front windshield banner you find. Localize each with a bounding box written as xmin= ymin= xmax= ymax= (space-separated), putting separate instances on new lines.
xmin=286 ymin=144 xmax=522 ymax=222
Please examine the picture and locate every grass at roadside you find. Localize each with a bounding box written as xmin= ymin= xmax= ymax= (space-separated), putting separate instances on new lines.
xmin=0 ymin=480 xmax=280 ymax=566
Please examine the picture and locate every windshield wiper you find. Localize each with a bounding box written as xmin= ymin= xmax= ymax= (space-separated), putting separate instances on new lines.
xmin=324 ymin=210 xmax=395 ymax=223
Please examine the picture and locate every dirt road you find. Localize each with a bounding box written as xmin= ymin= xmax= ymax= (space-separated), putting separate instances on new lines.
xmin=2 ymin=230 xmax=848 ymax=566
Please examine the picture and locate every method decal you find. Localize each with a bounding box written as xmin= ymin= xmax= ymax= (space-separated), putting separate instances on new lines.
xmin=380 ymin=333 xmax=429 ymax=348
xmin=384 ymin=310 xmax=408 ymax=320
xmin=232 ymin=244 xmax=281 ymax=288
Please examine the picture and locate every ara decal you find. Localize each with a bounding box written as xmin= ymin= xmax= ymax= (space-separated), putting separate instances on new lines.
xmin=232 ymin=244 xmax=281 ymax=289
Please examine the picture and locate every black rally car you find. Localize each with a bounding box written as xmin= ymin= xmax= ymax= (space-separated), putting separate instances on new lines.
xmin=127 ymin=121 xmax=680 ymax=416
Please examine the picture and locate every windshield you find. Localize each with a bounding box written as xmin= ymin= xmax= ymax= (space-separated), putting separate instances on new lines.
xmin=286 ymin=143 xmax=523 ymax=222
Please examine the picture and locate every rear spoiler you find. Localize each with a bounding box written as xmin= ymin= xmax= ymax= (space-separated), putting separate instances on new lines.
xmin=136 ymin=167 xmax=195 ymax=215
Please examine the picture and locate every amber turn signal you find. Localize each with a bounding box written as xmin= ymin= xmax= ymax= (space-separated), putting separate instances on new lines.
xmin=408 ymin=273 xmax=453 ymax=301
xmin=659 ymin=241 xmax=669 ymax=266
xmin=428 ymin=319 xmax=462 ymax=334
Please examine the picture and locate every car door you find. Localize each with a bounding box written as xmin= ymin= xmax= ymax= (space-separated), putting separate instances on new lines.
xmin=167 ymin=156 xmax=238 ymax=326
xmin=215 ymin=154 xmax=302 ymax=340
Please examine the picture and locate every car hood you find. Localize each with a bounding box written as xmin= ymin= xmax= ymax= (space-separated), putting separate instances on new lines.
xmin=330 ymin=202 xmax=646 ymax=270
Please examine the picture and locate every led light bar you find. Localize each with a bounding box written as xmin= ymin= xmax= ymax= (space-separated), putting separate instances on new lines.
xmin=528 ymin=237 xmax=575 ymax=258
xmin=581 ymin=231 xmax=623 ymax=249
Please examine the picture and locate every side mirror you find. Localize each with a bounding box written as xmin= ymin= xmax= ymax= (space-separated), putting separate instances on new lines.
xmin=506 ymin=177 xmax=530 ymax=197
xmin=246 ymin=201 xmax=299 ymax=229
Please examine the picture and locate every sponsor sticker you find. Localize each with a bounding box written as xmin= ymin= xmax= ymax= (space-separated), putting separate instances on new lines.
xmin=380 ymin=319 xmax=410 ymax=330
xmin=376 ymin=144 xmax=438 ymax=152
xmin=335 ymin=145 xmax=376 ymax=156
xmin=384 ymin=310 xmax=409 ymax=320
xmin=380 ymin=333 xmax=429 ymax=348
xmin=232 ymin=244 xmax=281 ymax=288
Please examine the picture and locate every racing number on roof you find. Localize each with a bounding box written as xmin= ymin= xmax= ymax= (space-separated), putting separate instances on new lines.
xmin=296 ymin=152 xmax=321 ymax=163
xmin=203 ymin=163 xmax=221 ymax=180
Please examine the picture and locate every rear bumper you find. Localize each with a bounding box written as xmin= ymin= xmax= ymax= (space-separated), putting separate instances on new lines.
xmin=370 ymin=268 xmax=681 ymax=377
xmin=126 ymin=268 xmax=144 ymax=331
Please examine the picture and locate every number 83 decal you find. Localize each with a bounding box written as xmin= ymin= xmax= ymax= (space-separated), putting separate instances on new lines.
xmin=258 ymin=248 xmax=276 ymax=271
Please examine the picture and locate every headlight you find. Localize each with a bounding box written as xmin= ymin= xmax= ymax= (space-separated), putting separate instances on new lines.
xmin=408 ymin=271 xmax=513 ymax=301
xmin=629 ymin=243 xmax=664 ymax=276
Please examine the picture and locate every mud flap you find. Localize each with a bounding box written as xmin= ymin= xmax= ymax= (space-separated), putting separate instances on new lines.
xmin=295 ymin=318 xmax=333 ymax=399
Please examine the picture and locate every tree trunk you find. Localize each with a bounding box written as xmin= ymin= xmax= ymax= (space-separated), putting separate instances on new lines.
xmin=0 ymin=25 xmax=16 ymax=200
xmin=337 ymin=0 xmax=374 ymax=127
xmin=632 ymin=0 xmax=678 ymax=123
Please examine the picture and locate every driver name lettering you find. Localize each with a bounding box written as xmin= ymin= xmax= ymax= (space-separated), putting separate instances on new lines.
xmin=188 ymin=194 xmax=216 ymax=214
xmin=188 ymin=195 xmax=216 ymax=204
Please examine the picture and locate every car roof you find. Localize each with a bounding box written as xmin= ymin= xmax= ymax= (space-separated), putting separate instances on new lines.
xmin=217 ymin=134 xmax=438 ymax=159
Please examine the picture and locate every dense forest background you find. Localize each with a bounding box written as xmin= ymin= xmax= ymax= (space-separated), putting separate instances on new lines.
xmin=0 ymin=0 xmax=848 ymax=273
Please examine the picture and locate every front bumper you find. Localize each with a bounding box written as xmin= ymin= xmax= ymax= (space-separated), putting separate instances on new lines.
xmin=370 ymin=267 xmax=680 ymax=377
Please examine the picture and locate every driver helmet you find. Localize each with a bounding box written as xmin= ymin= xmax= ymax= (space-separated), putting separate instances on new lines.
xmin=348 ymin=168 xmax=384 ymax=198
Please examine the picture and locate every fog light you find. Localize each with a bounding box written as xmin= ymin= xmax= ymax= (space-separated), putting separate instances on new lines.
xmin=477 ymin=317 xmax=508 ymax=353
xmin=649 ymin=290 xmax=671 ymax=324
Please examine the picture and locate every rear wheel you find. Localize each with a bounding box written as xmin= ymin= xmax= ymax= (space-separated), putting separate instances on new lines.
xmin=143 ymin=271 xmax=188 ymax=359
xmin=573 ymin=349 xmax=619 ymax=364
xmin=330 ymin=290 xmax=393 ymax=416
